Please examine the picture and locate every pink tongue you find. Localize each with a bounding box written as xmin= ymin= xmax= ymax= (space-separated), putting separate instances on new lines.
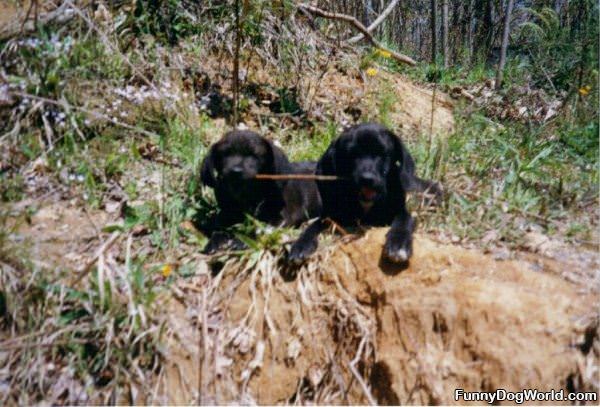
xmin=360 ymin=187 xmax=376 ymax=200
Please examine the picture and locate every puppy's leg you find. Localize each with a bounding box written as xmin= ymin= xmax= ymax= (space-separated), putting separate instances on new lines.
xmin=288 ymin=218 xmax=327 ymax=264
xmin=383 ymin=205 xmax=416 ymax=264
xmin=201 ymin=211 xmax=246 ymax=254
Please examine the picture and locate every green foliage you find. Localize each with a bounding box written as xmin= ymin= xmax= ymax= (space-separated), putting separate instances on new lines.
xmin=284 ymin=121 xmax=338 ymax=162
xmin=376 ymin=86 xmax=397 ymax=128
xmin=0 ymin=174 xmax=24 ymax=202
xmin=558 ymin=121 xmax=599 ymax=162
xmin=515 ymin=4 xmax=599 ymax=93
xmin=131 ymin=0 xmax=203 ymax=45
xmin=412 ymin=111 xmax=597 ymax=243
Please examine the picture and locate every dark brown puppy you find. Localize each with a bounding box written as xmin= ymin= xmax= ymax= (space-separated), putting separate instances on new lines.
xmin=199 ymin=130 xmax=321 ymax=254
xmin=288 ymin=123 xmax=441 ymax=265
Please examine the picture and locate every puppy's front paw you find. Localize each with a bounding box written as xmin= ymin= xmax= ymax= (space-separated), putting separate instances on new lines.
xmin=383 ymin=234 xmax=412 ymax=264
xmin=288 ymin=238 xmax=317 ymax=265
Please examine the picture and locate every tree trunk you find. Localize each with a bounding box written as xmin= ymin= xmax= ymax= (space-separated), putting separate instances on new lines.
xmin=484 ymin=0 xmax=494 ymax=56
xmin=232 ymin=0 xmax=240 ymax=124
xmin=495 ymin=0 xmax=514 ymax=89
xmin=442 ymin=0 xmax=449 ymax=68
xmin=467 ymin=0 xmax=474 ymax=63
xmin=431 ymin=0 xmax=437 ymax=64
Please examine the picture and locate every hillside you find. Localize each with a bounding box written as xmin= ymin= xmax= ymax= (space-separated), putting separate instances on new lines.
xmin=0 ymin=1 xmax=598 ymax=405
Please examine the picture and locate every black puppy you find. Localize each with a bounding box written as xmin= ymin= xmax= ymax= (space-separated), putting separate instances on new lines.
xmin=288 ymin=123 xmax=441 ymax=264
xmin=199 ymin=130 xmax=321 ymax=253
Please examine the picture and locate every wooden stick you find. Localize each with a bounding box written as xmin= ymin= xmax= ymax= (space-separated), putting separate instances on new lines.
xmin=71 ymin=231 xmax=121 ymax=286
xmin=324 ymin=218 xmax=350 ymax=236
xmin=254 ymin=174 xmax=343 ymax=181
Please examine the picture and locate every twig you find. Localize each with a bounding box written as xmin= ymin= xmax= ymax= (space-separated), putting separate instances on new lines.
xmin=0 ymin=338 xmax=90 ymax=351
xmin=198 ymin=287 xmax=209 ymax=405
xmin=71 ymin=231 xmax=121 ymax=286
xmin=347 ymin=362 xmax=376 ymax=405
xmin=428 ymin=81 xmax=438 ymax=154
xmin=20 ymin=0 xmax=38 ymax=35
xmin=325 ymin=217 xmax=350 ymax=236
xmin=297 ymin=3 xmax=416 ymax=66
xmin=254 ymin=174 xmax=342 ymax=181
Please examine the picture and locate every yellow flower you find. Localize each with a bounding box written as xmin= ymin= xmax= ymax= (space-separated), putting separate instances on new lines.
xmin=161 ymin=264 xmax=173 ymax=278
xmin=579 ymin=85 xmax=591 ymax=96
xmin=377 ymin=49 xmax=392 ymax=58
xmin=366 ymin=67 xmax=378 ymax=77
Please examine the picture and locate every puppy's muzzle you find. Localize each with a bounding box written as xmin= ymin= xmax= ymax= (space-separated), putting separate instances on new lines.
xmin=223 ymin=166 xmax=250 ymax=184
xmin=357 ymin=173 xmax=383 ymax=211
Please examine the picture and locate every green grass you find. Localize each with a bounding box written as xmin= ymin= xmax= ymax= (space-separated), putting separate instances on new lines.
xmin=409 ymin=112 xmax=597 ymax=244
xmin=0 ymin=204 xmax=162 ymax=400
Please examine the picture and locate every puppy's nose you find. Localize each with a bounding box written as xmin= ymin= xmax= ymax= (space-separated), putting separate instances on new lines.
xmin=229 ymin=167 xmax=244 ymax=178
xmin=359 ymin=173 xmax=377 ymax=187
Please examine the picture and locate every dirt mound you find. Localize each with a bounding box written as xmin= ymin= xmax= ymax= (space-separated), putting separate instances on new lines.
xmin=308 ymin=68 xmax=454 ymax=136
xmin=164 ymin=228 xmax=598 ymax=404
xmin=327 ymin=229 xmax=598 ymax=404
xmin=192 ymin=55 xmax=454 ymax=136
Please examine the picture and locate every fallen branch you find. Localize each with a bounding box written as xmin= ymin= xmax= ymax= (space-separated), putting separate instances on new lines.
xmin=71 ymin=231 xmax=121 ymax=286
xmin=255 ymin=174 xmax=342 ymax=181
xmin=347 ymin=0 xmax=400 ymax=44
xmin=450 ymin=86 xmax=475 ymax=101
xmin=297 ymin=3 xmax=416 ymax=66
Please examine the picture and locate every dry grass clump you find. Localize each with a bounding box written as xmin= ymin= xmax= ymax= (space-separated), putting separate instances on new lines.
xmin=0 ymin=221 xmax=167 ymax=404
xmin=162 ymin=243 xmax=380 ymax=405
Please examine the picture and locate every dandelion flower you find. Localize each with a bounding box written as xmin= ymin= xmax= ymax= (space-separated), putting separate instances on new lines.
xmin=579 ymin=85 xmax=591 ymax=96
xmin=366 ymin=67 xmax=378 ymax=77
xmin=377 ymin=49 xmax=392 ymax=58
xmin=161 ymin=264 xmax=173 ymax=278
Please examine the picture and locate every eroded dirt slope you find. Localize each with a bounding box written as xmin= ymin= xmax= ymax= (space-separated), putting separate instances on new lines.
xmin=159 ymin=228 xmax=598 ymax=405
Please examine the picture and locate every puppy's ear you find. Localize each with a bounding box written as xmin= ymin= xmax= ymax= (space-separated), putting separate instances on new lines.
xmin=272 ymin=144 xmax=291 ymax=174
xmin=388 ymin=130 xmax=417 ymax=188
xmin=264 ymin=139 xmax=291 ymax=174
xmin=200 ymin=146 xmax=217 ymax=188
xmin=316 ymin=140 xmax=338 ymax=176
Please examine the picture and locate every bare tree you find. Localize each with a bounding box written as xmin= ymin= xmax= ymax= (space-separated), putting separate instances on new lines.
xmin=495 ymin=0 xmax=514 ymax=89
xmin=431 ymin=0 xmax=437 ymax=64
xmin=442 ymin=0 xmax=449 ymax=67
